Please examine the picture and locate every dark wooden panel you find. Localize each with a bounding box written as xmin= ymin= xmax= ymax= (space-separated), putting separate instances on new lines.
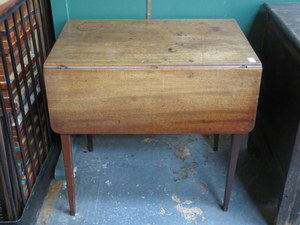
xmin=277 ymin=123 xmax=300 ymax=225
xmin=249 ymin=3 xmax=300 ymax=225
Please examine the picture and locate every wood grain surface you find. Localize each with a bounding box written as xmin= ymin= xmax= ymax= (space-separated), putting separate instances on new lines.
xmin=60 ymin=134 xmax=75 ymax=215
xmin=44 ymin=19 xmax=261 ymax=68
xmin=45 ymin=68 xmax=261 ymax=134
xmin=44 ymin=19 xmax=262 ymax=134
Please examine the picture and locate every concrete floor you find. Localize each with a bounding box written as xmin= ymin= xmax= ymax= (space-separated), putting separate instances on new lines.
xmin=36 ymin=134 xmax=278 ymax=225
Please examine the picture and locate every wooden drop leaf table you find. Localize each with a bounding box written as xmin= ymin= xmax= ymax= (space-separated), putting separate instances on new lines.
xmin=43 ymin=19 xmax=262 ymax=215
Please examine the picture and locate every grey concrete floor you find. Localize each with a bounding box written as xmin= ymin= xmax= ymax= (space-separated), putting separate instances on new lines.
xmin=36 ymin=134 xmax=278 ymax=225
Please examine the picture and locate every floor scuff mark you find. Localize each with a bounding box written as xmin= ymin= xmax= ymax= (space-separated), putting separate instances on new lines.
xmin=105 ymin=180 xmax=112 ymax=186
xmin=142 ymin=138 xmax=158 ymax=143
xmin=173 ymin=161 xmax=199 ymax=182
xmin=102 ymin=162 xmax=109 ymax=169
xmin=175 ymin=148 xmax=191 ymax=160
xmin=173 ymin=170 xmax=188 ymax=181
xmin=159 ymin=208 xmax=166 ymax=215
xmin=181 ymin=162 xmax=198 ymax=170
xmin=171 ymin=193 xmax=206 ymax=224
xmin=199 ymin=182 xmax=208 ymax=192
xmin=35 ymin=180 xmax=64 ymax=225
xmin=201 ymin=156 xmax=208 ymax=163
xmin=183 ymin=200 xmax=193 ymax=205
xmin=62 ymin=181 xmax=67 ymax=190
xmin=174 ymin=204 xmax=205 ymax=224
xmin=171 ymin=137 xmax=195 ymax=160
xmin=171 ymin=194 xmax=181 ymax=203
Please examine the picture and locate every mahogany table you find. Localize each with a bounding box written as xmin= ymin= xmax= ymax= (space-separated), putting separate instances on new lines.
xmin=44 ymin=19 xmax=262 ymax=215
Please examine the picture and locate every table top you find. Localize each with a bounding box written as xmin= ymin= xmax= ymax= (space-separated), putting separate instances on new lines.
xmin=264 ymin=2 xmax=300 ymax=51
xmin=44 ymin=19 xmax=262 ymax=135
xmin=45 ymin=19 xmax=261 ymax=69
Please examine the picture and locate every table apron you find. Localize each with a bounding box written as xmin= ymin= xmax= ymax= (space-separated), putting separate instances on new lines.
xmin=44 ymin=68 xmax=261 ymax=134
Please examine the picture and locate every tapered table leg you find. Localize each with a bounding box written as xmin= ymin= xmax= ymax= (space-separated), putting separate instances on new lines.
xmin=87 ymin=135 xmax=93 ymax=152
xmin=213 ymin=134 xmax=219 ymax=152
xmin=223 ymin=134 xmax=243 ymax=211
xmin=61 ymin=134 xmax=75 ymax=215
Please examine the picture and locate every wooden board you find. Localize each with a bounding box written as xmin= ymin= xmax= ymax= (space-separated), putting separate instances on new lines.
xmin=248 ymin=3 xmax=300 ymax=225
xmin=44 ymin=19 xmax=262 ymax=134
xmin=45 ymin=68 xmax=261 ymax=134
xmin=44 ymin=19 xmax=261 ymax=68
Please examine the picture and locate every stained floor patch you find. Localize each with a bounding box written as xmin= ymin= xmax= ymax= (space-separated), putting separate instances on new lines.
xmin=171 ymin=193 xmax=205 ymax=224
xmin=38 ymin=134 xmax=275 ymax=225
xmin=175 ymin=147 xmax=192 ymax=160
xmin=35 ymin=180 xmax=64 ymax=225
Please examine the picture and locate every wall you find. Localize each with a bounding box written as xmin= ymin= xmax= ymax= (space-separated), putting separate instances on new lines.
xmin=50 ymin=0 xmax=300 ymax=52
